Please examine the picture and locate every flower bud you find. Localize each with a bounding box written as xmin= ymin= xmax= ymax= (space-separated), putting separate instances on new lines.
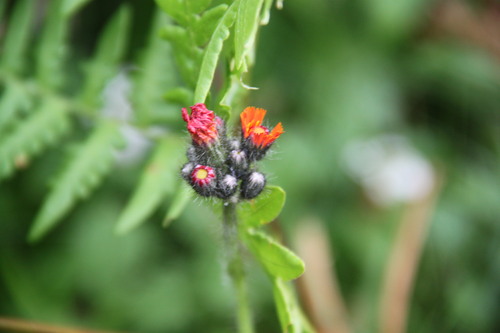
xmin=216 ymin=174 xmax=238 ymax=199
xmin=240 ymin=171 xmax=266 ymax=199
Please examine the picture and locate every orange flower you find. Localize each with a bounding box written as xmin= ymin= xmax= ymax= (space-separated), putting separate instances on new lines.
xmin=240 ymin=107 xmax=284 ymax=148
xmin=182 ymin=103 xmax=221 ymax=146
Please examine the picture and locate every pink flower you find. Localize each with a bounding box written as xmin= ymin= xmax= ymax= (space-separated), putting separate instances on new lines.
xmin=182 ymin=103 xmax=222 ymax=145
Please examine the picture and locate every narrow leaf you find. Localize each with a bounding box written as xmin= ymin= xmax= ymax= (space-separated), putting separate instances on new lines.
xmin=0 ymin=83 xmax=31 ymax=135
xmin=193 ymin=3 xmax=237 ymax=103
xmin=115 ymin=137 xmax=184 ymax=234
xmin=244 ymin=228 xmax=305 ymax=280
xmin=29 ymin=121 xmax=123 ymax=242
xmin=163 ymin=182 xmax=193 ymax=228
xmin=273 ymin=277 xmax=314 ymax=333
xmin=238 ymin=185 xmax=286 ymax=228
xmin=234 ymin=0 xmax=264 ymax=72
xmin=1 ymin=0 xmax=34 ymax=74
xmin=61 ymin=0 xmax=96 ymax=17
xmin=36 ymin=0 xmax=67 ymax=89
xmin=192 ymin=4 xmax=228 ymax=47
xmin=132 ymin=10 xmax=177 ymax=125
xmin=80 ymin=5 xmax=131 ymax=108
xmin=186 ymin=0 xmax=213 ymax=15
xmin=0 ymin=99 xmax=70 ymax=181
xmin=155 ymin=0 xmax=189 ymax=26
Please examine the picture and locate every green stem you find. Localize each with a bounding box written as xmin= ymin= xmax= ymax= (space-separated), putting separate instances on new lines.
xmin=223 ymin=200 xmax=254 ymax=333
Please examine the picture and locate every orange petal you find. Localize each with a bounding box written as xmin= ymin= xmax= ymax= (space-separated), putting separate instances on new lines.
xmin=240 ymin=107 xmax=267 ymax=138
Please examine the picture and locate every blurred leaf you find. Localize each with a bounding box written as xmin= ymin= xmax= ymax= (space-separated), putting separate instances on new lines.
xmin=61 ymin=0 xmax=95 ymax=17
xmin=133 ymin=10 xmax=177 ymax=125
xmin=115 ymin=137 xmax=184 ymax=234
xmin=186 ymin=0 xmax=213 ymax=15
xmin=0 ymin=0 xmax=34 ymax=74
xmin=36 ymin=0 xmax=67 ymax=89
xmin=0 ymin=83 xmax=31 ymax=135
xmin=29 ymin=121 xmax=123 ymax=242
xmin=192 ymin=4 xmax=228 ymax=47
xmin=80 ymin=5 xmax=131 ymax=108
xmin=273 ymin=277 xmax=315 ymax=333
xmin=0 ymin=99 xmax=70 ymax=181
xmin=243 ymin=228 xmax=304 ymax=281
xmin=155 ymin=0 xmax=189 ymax=26
xmin=163 ymin=182 xmax=193 ymax=227
xmin=193 ymin=3 xmax=237 ymax=103
xmin=234 ymin=0 xmax=264 ymax=72
xmin=260 ymin=0 xmax=273 ymax=24
xmin=238 ymin=185 xmax=286 ymax=228
xmin=164 ymin=87 xmax=193 ymax=106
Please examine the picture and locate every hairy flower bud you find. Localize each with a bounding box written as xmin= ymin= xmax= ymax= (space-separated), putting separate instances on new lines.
xmin=240 ymin=171 xmax=266 ymax=199
xmin=216 ymin=174 xmax=238 ymax=199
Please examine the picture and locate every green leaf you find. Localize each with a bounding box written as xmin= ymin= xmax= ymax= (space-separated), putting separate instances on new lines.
xmin=155 ymin=0 xmax=189 ymax=26
xmin=0 ymin=99 xmax=70 ymax=181
xmin=273 ymin=277 xmax=315 ymax=333
xmin=164 ymin=87 xmax=193 ymax=106
xmin=61 ymin=0 xmax=95 ymax=17
xmin=1 ymin=0 xmax=34 ymax=74
xmin=260 ymin=0 xmax=274 ymax=25
xmin=132 ymin=10 xmax=177 ymax=125
xmin=244 ymin=228 xmax=305 ymax=280
xmin=29 ymin=121 xmax=123 ymax=242
xmin=186 ymin=0 xmax=213 ymax=15
xmin=115 ymin=137 xmax=184 ymax=234
xmin=80 ymin=5 xmax=131 ymax=108
xmin=0 ymin=83 xmax=31 ymax=135
xmin=36 ymin=0 xmax=67 ymax=89
xmin=234 ymin=0 xmax=264 ymax=72
xmin=192 ymin=4 xmax=228 ymax=47
xmin=163 ymin=182 xmax=193 ymax=228
xmin=193 ymin=3 xmax=237 ymax=103
xmin=238 ymin=185 xmax=286 ymax=228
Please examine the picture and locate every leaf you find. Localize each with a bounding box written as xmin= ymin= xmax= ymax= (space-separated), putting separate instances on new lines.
xmin=0 ymin=83 xmax=31 ymax=135
xmin=132 ymin=10 xmax=177 ymax=125
xmin=163 ymin=182 xmax=193 ymax=228
xmin=61 ymin=0 xmax=96 ymax=17
xmin=234 ymin=0 xmax=264 ymax=72
xmin=243 ymin=228 xmax=305 ymax=281
xmin=164 ymin=87 xmax=193 ymax=106
xmin=29 ymin=121 xmax=123 ymax=242
xmin=155 ymin=0 xmax=189 ymax=26
xmin=186 ymin=0 xmax=213 ymax=15
xmin=238 ymin=185 xmax=286 ymax=228
xmin=192 ymin=4 xmax=228 ymax=47
xmin=80 ymin=5 xmax=131 ymax=108
xmin=36 ymin=0 xmax=68 ymax=89
xmin=0 ymin=99 xmax=70 ymax=181
xmin=273 ymin=277 xmax=315 ymax=333
xmin=260 ymin=0 xmax=274 ymax=25
xmin=193 ymin=3 xmax=237 ymax=103
xmin=0 ymin=0 xmax=34 ymax=74
xmin=115 ymin=137 xmax=184 ymax=234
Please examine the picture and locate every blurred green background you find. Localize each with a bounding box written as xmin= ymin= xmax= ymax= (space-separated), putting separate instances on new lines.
xmin=1 ymin=0 xmax=499 ymax=332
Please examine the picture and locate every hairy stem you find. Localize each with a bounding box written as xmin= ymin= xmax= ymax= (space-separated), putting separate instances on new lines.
xmin=223 ymin=200 xmax=254 ymax=333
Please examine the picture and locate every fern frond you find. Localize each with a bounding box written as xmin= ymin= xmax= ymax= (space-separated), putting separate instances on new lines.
xmin=115 ymin=137 xmax=184 ymax=234
xmin=0 ymin=82 xmax=31 ymax=135
xmin=0 ymin=99 xmax=70 ymax=181
xmin=29 ymin=121 xmax=123 ymax=242
xmin=132 ymin=10 xmax=177 ymax=125
xmin=79 ymin=5 xmax=131 ymax=109
xmin=0 ymin=0 xmax=35 ymax=74
xmin=36 ymin=0 xmax=69 ymax=90
xmin=61 ymin=0 xmax=96 ymax=18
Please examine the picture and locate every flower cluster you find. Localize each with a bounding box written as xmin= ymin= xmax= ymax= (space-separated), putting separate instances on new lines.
xmin=181 ymin=104 xmax=284 ymax=200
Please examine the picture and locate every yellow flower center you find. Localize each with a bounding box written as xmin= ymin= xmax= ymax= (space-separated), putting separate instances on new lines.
xmin=252 ymin=127 xmax=266 ymax=135
xmin=195 ymin=168 xmax=209 ymax=179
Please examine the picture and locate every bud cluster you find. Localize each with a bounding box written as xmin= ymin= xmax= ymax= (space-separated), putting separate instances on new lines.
xmin=181 ymin=104 xmax=284 ymax=200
